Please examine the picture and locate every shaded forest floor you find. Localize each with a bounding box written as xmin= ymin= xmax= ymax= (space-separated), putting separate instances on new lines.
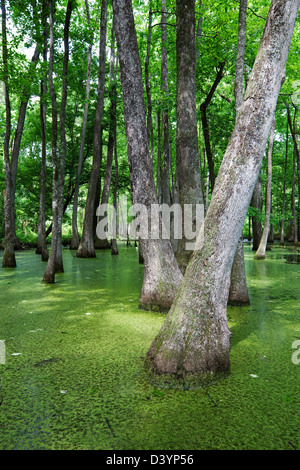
xmin=0 ymin=244 xmax=299 ymax=450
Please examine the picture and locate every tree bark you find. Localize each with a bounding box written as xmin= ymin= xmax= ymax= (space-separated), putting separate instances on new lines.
xmin=251 ymin=177 xmax=263 ymax=250
xmin=111 ymin=120 xmax=119 ymax=256
xmin=95 ymin=28 xmax=117 ymax=250
xmin=228 ymin=0 xmax=250 ymax=306
xmin=77 ymin=0 xmax=108 ymax=258
xmin=145 ymin=0 xmax=299 ymax=387
xmin=280 ymin=118 xmax=289 ymax=245
xmin=175 ymin=0 xmax=204 ymax=274
xmin=255 ymin=118 xmax=276 ymax=259
xmin=1 ymin=0 xmax=15 ymax=268
xmin=1 ymin=0 xmax=40 ymax=266
xmin=161 ymin=0 xmax=171 ymax=207
xmin=42 ymin=0 xmax=59 ymax=283
xmin=112 ymin=0 xmax=183 ymax=311
xmin=55 ymin=0 xmax=73 ymax=272
xmin=43 ymin=0 xmax=73 ymax=282
xmin=145 ymin=0 xmax=154 ymax=159
xmin=36 ymin=0 xmax=49 ymax=262
xmin=286 ymin=104 xmax=300 ymax=244
xmin=288 ymin=146 xmax=298 ymax=244
xmin=70 ymin=0 xmax=93 ymax=251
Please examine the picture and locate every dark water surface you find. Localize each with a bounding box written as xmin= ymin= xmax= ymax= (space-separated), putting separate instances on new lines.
xmin=0 ymin=244 xmax=299 ymax=450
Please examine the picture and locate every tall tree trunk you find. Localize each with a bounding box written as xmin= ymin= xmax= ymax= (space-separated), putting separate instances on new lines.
xmin=42 ymin=0 xmax=59 ymax=283
xmin=2 ymin=0 xmax=40 ymax=266
xmin=1 ymin=0 xmax=15 ymax=268
xmin=161 ymin=0 xmax=171 ymax=206
xmin=95 ymin=29 xmax=117 ymax=249
xmin=145 ymin=0 xmax=299 ymax=387
xmin=36 ymin=0 xmax=49 ymax=262
xmin=145 ymin=0 xmax=154 ymax=159
xmin=267 ymin=194 xmax=274 ymax=243
xmin=43 ymin=0 xmax=73 ymax=282
xmin=228 ymin=0 xmax=250 ymax=306
xmin=55 ymin=0 xmax=73 ymax=272
xmin=254 ymin=118 xmax=275 ymax=259
xmin=175 ymin=0 xmax=204 ymax=274
xmin=286 ymin=104 xmax=300 ymax=244
xmin=112 ymin=0 xmax=183 ymax=311
xmin=111 ymin=121 xmax=119 ymax=256
xmin=156 ymin=111 xmax=162 ymax=205
xmin=251 ymin=177 xmax=263 ymax=250
xmin=280 ymin=118 xmax=289 ymax=245
xmin=70 ymin=0 xmax=93 ymax=250
xmin=77 ymin=0 xmax=108 ymax=258
xmin=288 ymin=146 xmax=298 ymax=244
xmin=10 ymin=44 xmax=40 ymax=251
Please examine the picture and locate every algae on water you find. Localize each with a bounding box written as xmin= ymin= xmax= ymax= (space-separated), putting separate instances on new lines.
xmin=0 ymin=245 xmax=299 ymax=450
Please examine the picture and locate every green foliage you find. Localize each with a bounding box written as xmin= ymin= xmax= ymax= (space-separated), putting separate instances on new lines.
xmin=0 ymin=0 xmax=299 ymax=244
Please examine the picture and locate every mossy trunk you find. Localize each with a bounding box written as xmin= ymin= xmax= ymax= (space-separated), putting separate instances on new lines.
xmin=175 ymin=0 xmax=204 ymax=274
xmin=145 ymin=0 xmax=299 ymax=387
xmin=77 ymin=0 xmax=107 ymax=259
xmin=112 ymin=0 xmax=183 ymax=311
xmin=228 ymin=236 xmax=250 ymax=306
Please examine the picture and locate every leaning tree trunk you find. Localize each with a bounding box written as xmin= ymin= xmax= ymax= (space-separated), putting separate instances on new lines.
xmin=228 ymin=0 xmax=250 ymax=306
xmin=255 ymin=118 xmax=275 ymax=259
xmin=77 ymin=0 xmax=108 ymax=258
xmin=70 ymin=0 xmax=93 ymax=251
xmin=175 ymin=0 xmax=204 ymax=274
xmin=145 ymin=0 xmax=299 ymax=387
xmin=112 ymin=0 xmax=183 ymax=311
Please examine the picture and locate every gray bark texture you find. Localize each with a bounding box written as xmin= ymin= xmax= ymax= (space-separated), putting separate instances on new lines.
xmin=161 ymin=0 xmax=171 ymax=207
xmin=36 ymin=0 xmax=49 ymax=262
xmin=2 ymin=0 xmax=40 ymax=266
xmin=280 ymin=118 xmax=289 ymax=244
xmin=145 ymin=0 xmax=299 ymax=388
xmin=175 ymin=0 xmax=204 ymax=274
xmin=255 ymin=118 xmax=276 ymax=259
xmin=77 ymin=0 xmax=108 ymax=258
xmin=95 ymin=28 xmax=117 ymax=250
xmin=70 ymin=0 xmax=93 ymax=251
xmin=43 ymin=0 xmax=59 ymax=283
xmin=251 ymin=177 xmax=263 ymax=250
xmin=1 ymin=0 xmax=15 ymax=268
xmin=43 ymin=0 xmax=72 ymax=282
xmin=112 ymin=0 xmax=183 ymax=311
xmin=228 ymin=0 xmax=250 ymax=306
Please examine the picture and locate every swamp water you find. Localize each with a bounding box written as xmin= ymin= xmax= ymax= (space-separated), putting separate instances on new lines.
xmin=0 ymin=244 xmax=299 ymax=450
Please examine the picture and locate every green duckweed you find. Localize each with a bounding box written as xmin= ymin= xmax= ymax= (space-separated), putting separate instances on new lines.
xmin=0 ymin=244 xmax=299 ymax=450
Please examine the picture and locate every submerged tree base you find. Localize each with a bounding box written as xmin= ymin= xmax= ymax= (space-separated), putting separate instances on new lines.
xmin=144 ymin=355 xmax=230 ymax=389
xmin=2 ymin=242 xmax=17 ymax=268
